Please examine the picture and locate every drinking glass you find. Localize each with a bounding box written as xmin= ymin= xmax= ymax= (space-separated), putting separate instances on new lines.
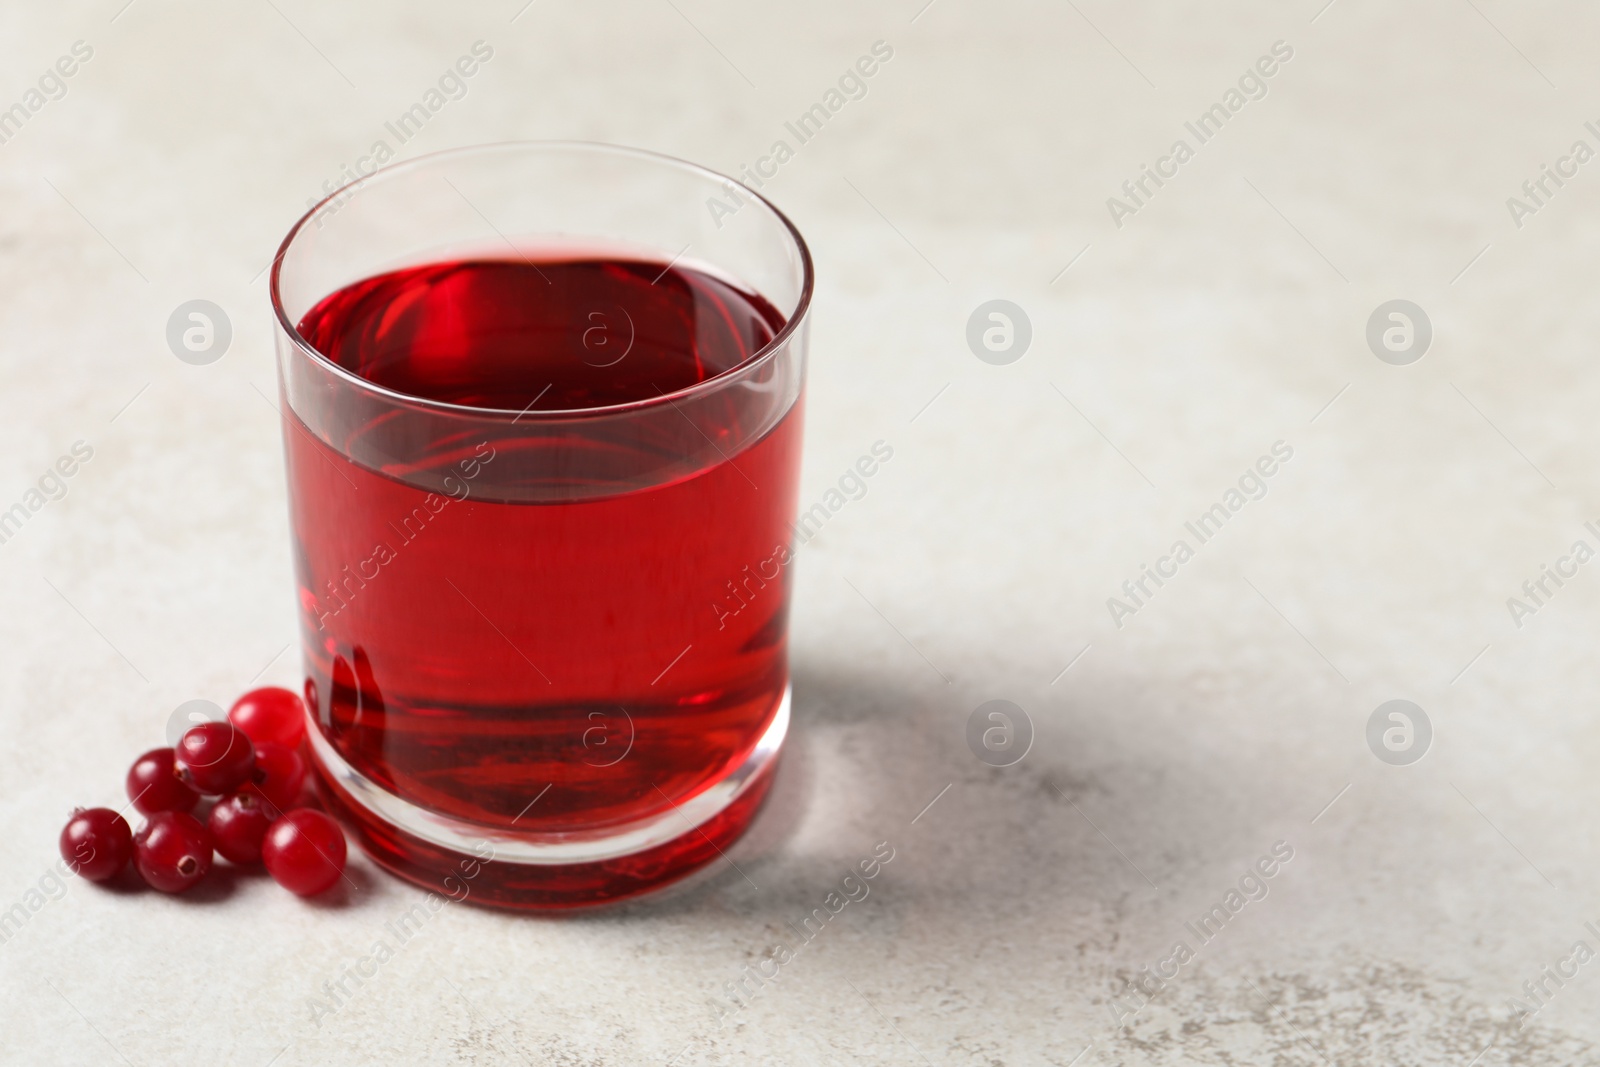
xmin=270 ymin=142 xmax=811 ymax=908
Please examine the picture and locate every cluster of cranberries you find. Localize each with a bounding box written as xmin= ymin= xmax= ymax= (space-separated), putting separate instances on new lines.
xmin=58 ymin=687 xmax=347 ymax=897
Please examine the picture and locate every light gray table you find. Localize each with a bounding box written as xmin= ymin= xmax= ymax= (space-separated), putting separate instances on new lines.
xmin=2 ymin=2 xmax=1597 ymax=1063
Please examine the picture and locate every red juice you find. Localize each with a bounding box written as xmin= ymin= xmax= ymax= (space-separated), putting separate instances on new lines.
xmin=284 ymin=257 xmax=801 ymax=847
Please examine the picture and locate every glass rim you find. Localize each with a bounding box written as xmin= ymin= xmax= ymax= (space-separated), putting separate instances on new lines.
xmin=269 ymin=139 xmax=814 ymax=421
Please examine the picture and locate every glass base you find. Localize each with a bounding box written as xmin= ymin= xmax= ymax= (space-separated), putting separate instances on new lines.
xmin=306 ymin=685 xmax=789 ymax=909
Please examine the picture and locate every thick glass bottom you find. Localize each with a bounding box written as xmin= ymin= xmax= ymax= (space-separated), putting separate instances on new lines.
xmin=306 ymin=686 xmax=789 ymax=909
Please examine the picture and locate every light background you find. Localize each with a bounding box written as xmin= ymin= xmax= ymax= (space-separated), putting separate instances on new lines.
xmin=2 ymin=1 xmax=1598 ymax=1063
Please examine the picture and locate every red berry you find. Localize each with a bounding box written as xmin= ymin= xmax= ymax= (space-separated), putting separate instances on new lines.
xmin=175 ymin=721 xmax=255 ymax=795
xmin=262 ymin=809 xmax=346 ymax=896
xmin=245 ymin=742 xmax=306 ymax=816
xmin=208 ymin=793 xmax=273 ymax=865
xmin=133 ymin=812 xmax=213 ymax=893
xmin=126 ymin=748 xmax=200 ymax=815
xmin=59 ymin=808 xmax=133 ymax=882
xmin=229 ymin=686 xmax=306 ymax=749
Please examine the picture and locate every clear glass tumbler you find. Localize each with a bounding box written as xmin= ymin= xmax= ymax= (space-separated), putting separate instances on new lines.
xmin=270 ymin=143 xmax=811 ymax=908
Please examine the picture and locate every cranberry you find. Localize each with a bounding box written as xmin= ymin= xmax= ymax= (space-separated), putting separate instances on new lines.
xmin=229 ymin=686 xmax=306 ymax=749
xmin=59 ymin=808 xmax=133 ymax=882
xmin=126 ymin=748 xmax=200 ymax=815
xmin=245 ymin=741 xmax=306 ymax=816
xmin=208 ymin=793 xmax=273 ymax=865
xmin=133 ymin=812 xmax=213 ymax=893
xmin=262 ymin=809 xmax=346 ymax=896
xmin=175 ymin=721 xmax=255 ymax=795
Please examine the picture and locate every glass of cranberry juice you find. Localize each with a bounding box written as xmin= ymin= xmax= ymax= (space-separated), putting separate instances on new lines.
xmin=269 ymin=143 xmax=811 ymax=908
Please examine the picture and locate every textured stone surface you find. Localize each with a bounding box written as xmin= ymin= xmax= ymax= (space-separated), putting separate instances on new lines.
xmin=2 ymin=1 xmax=1598 ymax=1063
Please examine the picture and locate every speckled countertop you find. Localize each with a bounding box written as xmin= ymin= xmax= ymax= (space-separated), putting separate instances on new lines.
xmin=4 ymin=1 xmax=1600 ymax=1063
